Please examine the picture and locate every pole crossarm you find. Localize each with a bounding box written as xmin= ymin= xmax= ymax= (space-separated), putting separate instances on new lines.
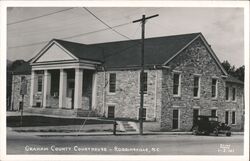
xmin=132 ymin=14 xmax=159 ymax=23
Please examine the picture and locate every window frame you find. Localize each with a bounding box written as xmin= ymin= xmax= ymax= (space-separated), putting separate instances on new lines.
xmin=231 ymin=111 xmax=236 ymax=125
xmin=232 ymin=87 xmax=236 ymax=102
xmin=225 ymin=86 xmax=230 ymax=101
xmin=108 ymin=73 xmax=116 ymax=94
xmin=225 ymin=111 xmax=229 ymax=124
xmin=211 ymin=78 xmax=218 ymax=98
xmin=193 ymin=75 xmax=200 ymax=98
xmin=173 ymin=72 xmax=181 ymax=97
xmin=211 ymin=109 xmax=217 ymax=117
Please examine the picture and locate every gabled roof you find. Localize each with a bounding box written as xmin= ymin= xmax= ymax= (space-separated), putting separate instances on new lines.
xmin=91 ymin=32 xmax=200 ymax=68
xmin=52 ymin=32 xmax=200 ymax=68
xmin=28 ymin=32 xmax=228 ymax=76
xmin=53 ymin=39 xmax=104 ymax=62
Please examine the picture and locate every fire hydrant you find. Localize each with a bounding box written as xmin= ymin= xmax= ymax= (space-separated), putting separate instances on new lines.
xmin=113 ymin=121 xmax=118 ymax=135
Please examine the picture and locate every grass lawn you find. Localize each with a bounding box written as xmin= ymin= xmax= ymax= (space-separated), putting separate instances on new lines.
xmin=7 ymin=115 xmax=114 ymax=127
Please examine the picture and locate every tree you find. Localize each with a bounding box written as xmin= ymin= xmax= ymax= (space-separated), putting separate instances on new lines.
xmin=221 ymin=60 xmax=244 ymax=82
xmin=6 ymin=59 xmax=28 ymax=110
xmin=235 ymin=65 xmax=244 ymax=82
xmin=8 ymin=59 xmax=26 ymax=71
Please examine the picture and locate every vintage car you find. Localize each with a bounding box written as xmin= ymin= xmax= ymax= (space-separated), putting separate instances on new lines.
xmin=191 ymin=115 xmax=231 ymax=136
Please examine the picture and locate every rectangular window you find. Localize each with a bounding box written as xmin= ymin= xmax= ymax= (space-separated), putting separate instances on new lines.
xmin=140 ymin=72 xmax=148 ymax=94
xmin=173 ymin=73 xmax=181 ymax=95
xmin=211 ymin=79 xmax=217 ymax=98
xmin=172 ymin=109 xmax=179 ymax=129
xmin=225 ymin=87 xmax=229 ymax=100
xmin=37 ymin=75 xmax=43 ymax=92
xmin=109 ymin=73 xmax=116 ymax=93
xmin=231 ymin=111 xmax=236 ymax=124
xmin=211 ymin=109 xmax=217 ymax=117
xmin=232 ymin=87 xmax=236 ymax=101
xmin=193 ymin=76 xmax=200 ymax=97
xmin=108 ymin=106 xmax=115 ymax=118
xmin=225 ymin=111 xmax=229 ymax=124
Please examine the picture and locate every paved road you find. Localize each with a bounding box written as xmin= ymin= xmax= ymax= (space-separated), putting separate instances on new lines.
xmin=7 ymin=131 xmax=243 ymax=155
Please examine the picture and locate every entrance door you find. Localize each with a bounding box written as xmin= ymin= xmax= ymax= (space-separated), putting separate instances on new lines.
xmin=193 ymin=109 xmax=199 ymax=125
xmin=108 ymin=106 xmax=115 ymax=118
xmin=66 ymin=81 xmax=74 ymax=109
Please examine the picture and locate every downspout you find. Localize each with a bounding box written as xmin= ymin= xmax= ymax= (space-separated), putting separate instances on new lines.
xmin=154 ymin=65 xmax=158 ymax=121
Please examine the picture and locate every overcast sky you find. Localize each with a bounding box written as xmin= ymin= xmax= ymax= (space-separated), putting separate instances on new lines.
xmin=7 ymin=7 xmax=244 ymax=67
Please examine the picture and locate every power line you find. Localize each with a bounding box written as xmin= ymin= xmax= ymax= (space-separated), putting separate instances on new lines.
xmin=8 ymin=22 xmax=132 ymax=49
xmin=8 ymin=40 xmax=49 ymax=49
xmin=62 ymin=22 xmax=132 ymax=40
xmin=83 ymin=7 xmax=131 ymax=40
xmin=7 ymin=8 xmax=74 ymax=26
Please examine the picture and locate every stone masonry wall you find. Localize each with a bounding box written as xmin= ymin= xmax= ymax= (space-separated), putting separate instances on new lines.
xmin=224 ymin=83 xmax=244 ymax=131
xmin=11 ymin=75 xmax=31 ymax=111
xmin=95 ymin=69 xmax=162 ymax=122
xmin=161 ymin=37 xmax=244 ymax=131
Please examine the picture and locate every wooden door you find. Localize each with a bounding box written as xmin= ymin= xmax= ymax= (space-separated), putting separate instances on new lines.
xmin=108 ymin=106 xmax=115 ymax=118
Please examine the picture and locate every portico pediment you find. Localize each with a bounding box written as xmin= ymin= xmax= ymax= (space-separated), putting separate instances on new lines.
xmin=32 ymin=41 xmax=78 ymax=64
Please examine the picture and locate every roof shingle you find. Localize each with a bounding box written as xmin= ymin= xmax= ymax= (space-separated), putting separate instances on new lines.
xmin=55 ymin=32 xmax=200 ymax=68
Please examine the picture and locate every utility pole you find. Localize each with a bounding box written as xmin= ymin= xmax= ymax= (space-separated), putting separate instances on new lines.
xmin=20 ymin=77 xmax=27 ymax=126
xmin=133 ymin=14 xmax=159 ymax=135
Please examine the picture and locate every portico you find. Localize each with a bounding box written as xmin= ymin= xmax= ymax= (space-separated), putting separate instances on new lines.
xmin=28 ymin=39 xmax=101 ymax=116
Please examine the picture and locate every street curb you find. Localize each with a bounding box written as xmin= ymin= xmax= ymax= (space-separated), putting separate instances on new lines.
xmin=21 ymin=131 xmax=245 ymax=137
xmin=20 ymin=132 xmax=193 ymax=137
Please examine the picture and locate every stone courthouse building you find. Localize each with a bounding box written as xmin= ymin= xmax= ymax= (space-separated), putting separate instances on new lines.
xmin=11 ymin=32 xmax=244 ymax=131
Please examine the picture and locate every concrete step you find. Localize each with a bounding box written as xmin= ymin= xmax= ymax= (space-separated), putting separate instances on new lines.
xmin=121 ymin=121 xmax=137 ymax=132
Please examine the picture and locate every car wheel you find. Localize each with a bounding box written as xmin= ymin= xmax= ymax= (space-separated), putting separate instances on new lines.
xmin=192 ymin=126 xmax=199 ymax=135
xmin=226 ymin=132 xmax=231 ymax=137
xmin=213 ymin=128 xmax=219 ymax=136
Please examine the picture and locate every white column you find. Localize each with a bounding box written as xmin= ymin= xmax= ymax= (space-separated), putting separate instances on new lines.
xmin=43 ymin=70 xmax=51 ymax=108
xmin=59 ymin=69 xmax=67 ymax=108
xmin=74 ymin=68 xmax=83 ymax=109
xmin=29 ymin=70 xmax=35 ymax=107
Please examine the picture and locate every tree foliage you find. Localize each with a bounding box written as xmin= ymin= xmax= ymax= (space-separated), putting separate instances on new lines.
xmin=7 ymin=59 xmax=27 ymax=71
xmin=221 ymin=60 xmax=244 ymax=82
